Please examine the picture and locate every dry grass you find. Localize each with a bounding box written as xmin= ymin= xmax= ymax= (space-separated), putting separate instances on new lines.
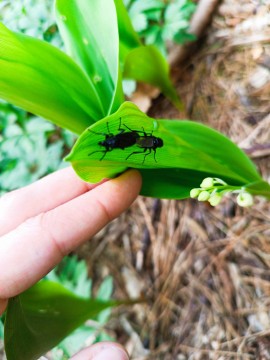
xmin=76 ymin=1 xmax=270 ymax=359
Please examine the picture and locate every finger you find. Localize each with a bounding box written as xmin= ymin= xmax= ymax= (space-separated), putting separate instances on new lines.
xmin=0 ymin=170 xmax=141 ymax=299
xmin=0 ymin=167 xmax=101 ymax=236
xmin=71 ymin=342 xmax=129 ymax=360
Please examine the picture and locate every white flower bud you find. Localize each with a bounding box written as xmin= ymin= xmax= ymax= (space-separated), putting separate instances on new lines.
xmin=209 ymin=193 xmax=222 ymax=206
xmin=213 ymin=178 xmax=227 ymax=186
xmin=190 ymin=188 xmax=200 ymax=198
xmin=200 ymin=177 xmax=214 ymax=189
xmin=236 ymin=192 xmax=254 ymax=207
xmin=198 ymin=190 xmax=210 ymax=201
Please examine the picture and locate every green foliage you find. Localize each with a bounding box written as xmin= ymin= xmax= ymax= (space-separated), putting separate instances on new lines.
xmin=123 ymin=45 xmax=182 ymax=108
xmin=0 ymin=0 xmax=182 ymax=138
xmin=0 ymin=22 xmax=102 ymax=134
xmin=0 ymin=101 xmax=75 ymax=194
xmin=55 ymin=0 xmax=124 ymax=116
xmin=46 ymin=256 xmax=114 ymax=359
xmin=51 ymin=276 xmax=114 ymax=360
xmin=114 ymin=0 xmax=183 ymax=108
xmin=46 ymin=255 xmax=93 ymax=298
xmin=124 ymin=0 xmax=196 ymax=56
xmin=0 ymin=0 xmax=57 ymax=41
xmin=66 ymin=102 xmax=270 ymax=199
xmin=0 ymin=0 xmax=68 ymax=194
xmin=1 ymin=255 xmax=115 ymax=359
xmin=4 ymin=254 xmax=134 ymax=360
xmin=4 ymin=279 xmax=117 ymax=360
xmin=0 ymin=1 xmax=181 ymax=134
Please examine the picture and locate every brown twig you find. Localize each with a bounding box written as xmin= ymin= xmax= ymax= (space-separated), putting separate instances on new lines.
xmin=243 ymin=143 xmax=270 ymax=158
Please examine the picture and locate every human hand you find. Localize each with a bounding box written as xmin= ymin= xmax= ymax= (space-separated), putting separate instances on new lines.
xmin=0 ymin=167 xmax=141 ymax=359
xmin=0 ymin=167 xmax=141 ymax=315
xmin=71 ymin=341 xmax=129 ymax=360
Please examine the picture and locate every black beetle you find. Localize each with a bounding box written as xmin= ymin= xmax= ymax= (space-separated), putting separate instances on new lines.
xmin=126 ymin=128 xmax=164 ymax=164
xmin=88 ymin=119 xmax=139 ymax=160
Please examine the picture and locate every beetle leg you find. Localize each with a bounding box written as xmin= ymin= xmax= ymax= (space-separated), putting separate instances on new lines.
xmin=88 ymin=147 xmax=110 ymax=160
xmin=88 ymin=129 xmax=108 ymax=136
xmin=99 ymin=151 xmax=108 ymax=161
xmin=88 ymin=149 xmax=106 ymax=158
xmin=123 ymin=123 xmax=134 ymax=132
xmin=142 ymin=149 xmax=152 ymax=164
xmin=153 ymin=148 xmax=157 ymax=162
xmin=126 ymin=148 xmax=147 ymax=161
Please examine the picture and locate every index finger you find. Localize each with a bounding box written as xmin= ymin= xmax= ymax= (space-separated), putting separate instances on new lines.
xmin=0 ymin=167 xmax=99 ymax=236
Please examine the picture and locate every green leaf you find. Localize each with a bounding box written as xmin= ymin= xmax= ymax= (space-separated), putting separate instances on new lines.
xmin=55 ymin=0 xmax=124 ymax=116
xmin=123 ymin=45 xmax=183 ymax=109
xmin=4 ymin=280 xmax=117 ymax=360
xmin=66 ymin=101 xmax=270 ymax=199
xmin=0 ymin=23 xmax=102 ymax=134
xmin=245 ymin=180 xmax=270 ymax=199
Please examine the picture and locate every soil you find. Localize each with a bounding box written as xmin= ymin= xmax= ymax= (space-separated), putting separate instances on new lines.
xmin=77 ymin=1 xmax=270 ymax=359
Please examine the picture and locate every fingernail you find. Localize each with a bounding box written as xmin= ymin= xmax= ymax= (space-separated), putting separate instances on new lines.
xmin=93 ymin=346 xmax=129 ymax=360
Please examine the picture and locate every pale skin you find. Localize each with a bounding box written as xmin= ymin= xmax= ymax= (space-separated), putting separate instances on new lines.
xmin=0 ymin=167 xmax=142 ymax=360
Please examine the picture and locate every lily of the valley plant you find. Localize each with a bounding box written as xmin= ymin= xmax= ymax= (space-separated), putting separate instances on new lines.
xmin=0 ymin=0 xmax=270 ymax=359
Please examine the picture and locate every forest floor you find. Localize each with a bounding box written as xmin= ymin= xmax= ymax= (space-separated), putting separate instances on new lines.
xmin=77 ymin=1 xmax=270 ymax=359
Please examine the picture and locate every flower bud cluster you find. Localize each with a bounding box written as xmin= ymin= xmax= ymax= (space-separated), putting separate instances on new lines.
xmin=190 ymin=177 xmax=254 ymax=207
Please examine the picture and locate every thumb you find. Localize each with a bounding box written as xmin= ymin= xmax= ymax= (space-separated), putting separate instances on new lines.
xmin=71 ymin=342 xmax=129 ymax=360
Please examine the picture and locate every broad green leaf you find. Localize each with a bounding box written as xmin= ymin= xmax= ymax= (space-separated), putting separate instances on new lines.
xmin=66 ymin=102 xmax=270 ymax=199
xmin=4 ymin=280 xmax=117 ymax=360
xmin=245 ymin=180 xmax=270 ymax=198
xmin=55 ymin=0 xmax=124 ymax=116
xmin=123 ymin=45 xmax=183 ymax=109
xmin=0 ymin=23 xmax=102 ymax=134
